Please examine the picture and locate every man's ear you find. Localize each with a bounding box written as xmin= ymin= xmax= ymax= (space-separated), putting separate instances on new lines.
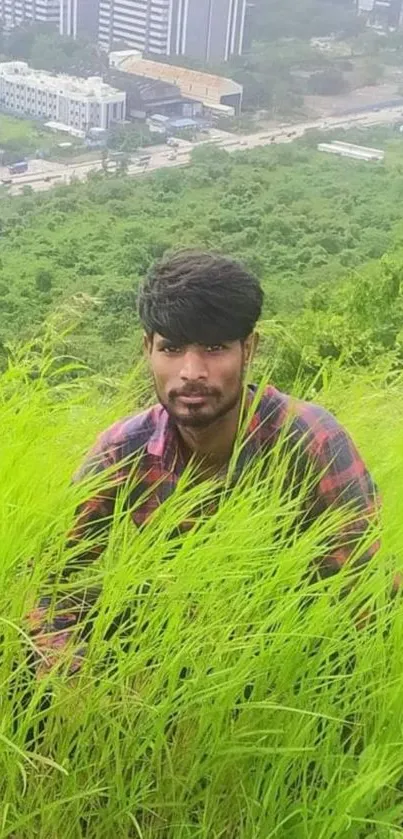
xmin=143 ymin=333 xmax=152 ymax=357
xmin=244 ymin=332 xmax=259 ymax=365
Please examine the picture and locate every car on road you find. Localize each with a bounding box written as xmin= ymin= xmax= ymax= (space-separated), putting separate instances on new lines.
xmin=166 ymin=138 xmax=179 ymax=148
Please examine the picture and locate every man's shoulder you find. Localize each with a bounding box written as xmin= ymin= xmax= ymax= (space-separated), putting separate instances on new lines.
xmin=258 ymin=386 xmax=344 ymax=452
xmin=100 ymin=403 xmax=165 ymax=454
xmin=73 ymin=404 xmax=166 ymax=482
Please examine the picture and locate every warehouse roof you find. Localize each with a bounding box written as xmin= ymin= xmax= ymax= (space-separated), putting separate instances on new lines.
xmin=108 ymin=68 xmax=182 ymax=106
xmin=109 ymin=52 xmax=242 ymax=108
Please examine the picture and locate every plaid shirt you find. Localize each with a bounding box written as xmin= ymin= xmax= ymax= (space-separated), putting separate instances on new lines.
xmin=28 ymin=385 xmax=379 ymax=675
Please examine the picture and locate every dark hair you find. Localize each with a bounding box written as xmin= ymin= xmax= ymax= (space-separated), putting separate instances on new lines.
xmin=138 ymin=249 xmax=264 ymax=345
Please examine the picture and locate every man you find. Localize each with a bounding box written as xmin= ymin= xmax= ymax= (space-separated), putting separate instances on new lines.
xmin=28 ymin=250 xmax=379 ymax=675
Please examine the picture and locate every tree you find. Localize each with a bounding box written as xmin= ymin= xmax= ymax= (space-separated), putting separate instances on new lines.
xmin=5 ymin=22 xmax=42 ymax=59
xmin=101 ymin=149 xmax=109 ymax=174
xmin=228 ymin=39 xmax=328 ymax=117
xmin=117 ymin=154 xmax=130 ymax=176
xmin=35 ymin=268 xmax=53 ymax=293
xmin=356 ymin=59 xmax=384 ymax=87
xmin=3 ymin=23 xmax=107 ymax=77
xmin=30 ymin=35 xmax=67 ymax=73
xmin=307 ymin=68 xmax=348 ymax=96
xmin=248 ymin=0 xmax=360 ymax=42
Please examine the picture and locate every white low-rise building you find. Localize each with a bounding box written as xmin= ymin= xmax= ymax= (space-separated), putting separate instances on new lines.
xmin=0 ymin=61 xmax=126 ymax=130
xmin=318 ymin=141 xmax=385 ymax=162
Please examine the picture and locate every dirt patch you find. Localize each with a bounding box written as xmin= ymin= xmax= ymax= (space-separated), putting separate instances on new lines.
xmin=304 ymin=82 xmax=402 ymax=117
xmin=0 ymin=158 xmax=68 ymax=179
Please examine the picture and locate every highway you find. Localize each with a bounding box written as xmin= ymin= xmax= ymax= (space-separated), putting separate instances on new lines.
xmin=3 ymin=102 xmax=403 ymax=197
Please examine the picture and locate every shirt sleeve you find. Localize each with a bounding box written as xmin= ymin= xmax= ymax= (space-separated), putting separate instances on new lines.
xmin=26 ymin=428 xmax=124 ymax=678
xmin=309 ymin=425 xmax=380 ymax=580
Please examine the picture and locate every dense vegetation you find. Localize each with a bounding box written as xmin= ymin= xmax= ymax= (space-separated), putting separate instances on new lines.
xmin=2 ymin=130 xmax=403 ymax=386
xmin=248 ymin=0 xmax=360 ymax=42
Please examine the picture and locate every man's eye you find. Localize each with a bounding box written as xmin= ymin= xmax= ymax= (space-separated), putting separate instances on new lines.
xmin=205 ymin=344 xmax=225 ymax=352
xmin=162 ymin=345 xmax=182 ymax=354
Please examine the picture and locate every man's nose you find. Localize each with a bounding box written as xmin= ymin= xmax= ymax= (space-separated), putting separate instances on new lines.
xmin=180 ymin=349 xmax=208 ymax=381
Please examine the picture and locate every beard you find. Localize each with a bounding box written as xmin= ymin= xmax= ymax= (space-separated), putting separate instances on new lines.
xmin=154 ymin=375 xmax=244 ymax=429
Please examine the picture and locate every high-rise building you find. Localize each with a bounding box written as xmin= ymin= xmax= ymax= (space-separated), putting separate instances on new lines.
xmin=356 ymin=0 xmax=403 ymax=27
xmin=0 ymin=0 xmax=59 ymax=28
xmin=1 ymin=0 xmax=247 ymax=63
xmin=59 ymin=0 xmax=100 ymax=39
xmin=98 ymin=0 xmax=247 ymax=63
xmin=0 ymin=0 xmax=99 ymax=38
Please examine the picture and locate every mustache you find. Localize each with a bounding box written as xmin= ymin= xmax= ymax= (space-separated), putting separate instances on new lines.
xmin=169 ymin=385 xmax=220 ymax=399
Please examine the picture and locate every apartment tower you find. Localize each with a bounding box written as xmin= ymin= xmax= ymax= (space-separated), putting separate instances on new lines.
xmin=98 ymin=0 xmax=247 ymax=62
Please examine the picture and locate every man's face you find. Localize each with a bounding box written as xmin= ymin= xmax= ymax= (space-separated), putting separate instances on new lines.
xmin=145 ymin=333 xmax=255 ymax=428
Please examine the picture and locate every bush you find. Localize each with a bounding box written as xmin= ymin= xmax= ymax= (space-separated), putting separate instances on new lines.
xmin=307 ymin=69 xmax=348 ymax=96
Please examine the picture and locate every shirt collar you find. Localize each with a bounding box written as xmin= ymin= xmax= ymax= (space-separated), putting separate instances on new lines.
xmin=146 ymin=386 xmax=264 ymax=473
xmin=147 ymin=406 xmax=178 ymax=470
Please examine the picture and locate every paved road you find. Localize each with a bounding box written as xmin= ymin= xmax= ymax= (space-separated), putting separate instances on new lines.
xmin=4 ymin=103 xmax=403 ymax=197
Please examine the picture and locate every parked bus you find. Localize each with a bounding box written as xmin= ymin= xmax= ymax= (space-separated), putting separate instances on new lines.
xmin=8 ymin=161 xmax=28 ymax=175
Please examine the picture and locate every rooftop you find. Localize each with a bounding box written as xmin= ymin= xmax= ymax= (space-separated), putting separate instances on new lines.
xmin=318 ymin=141 xmax=385 ymax=161
xmin=0 ymin=61 xmax=124 ymax=101
xmin=109 ymin=51 xmax=242 ymax=107
xmin=44 ymin=120 xmax=86 ymax=138
xmin=168 ymin=117 xmax=198 ymax=128
xmin=108 ymin=68 xmax=182 ymax=106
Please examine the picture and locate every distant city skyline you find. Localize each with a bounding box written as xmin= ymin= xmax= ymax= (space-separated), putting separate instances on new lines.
xmin=3 ymin=0 xmax=403 ymax=68
xmin=0 ymin=0 xmax=249 ymax=63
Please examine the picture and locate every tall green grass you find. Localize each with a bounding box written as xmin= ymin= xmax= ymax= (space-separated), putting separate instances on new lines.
xmin=1 ymin=345 xmax=403 ymax=839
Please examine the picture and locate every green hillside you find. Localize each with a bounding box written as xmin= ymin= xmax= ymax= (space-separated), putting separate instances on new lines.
xmin=1 ymin=133 xmax=403 ymax=382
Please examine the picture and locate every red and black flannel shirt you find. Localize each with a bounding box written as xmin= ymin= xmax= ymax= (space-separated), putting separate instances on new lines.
xmin=28 ymin=385 xmax=380 ymax=674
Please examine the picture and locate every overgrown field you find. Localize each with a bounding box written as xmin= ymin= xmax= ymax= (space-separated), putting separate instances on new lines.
xmin=1 ymin=345 xmax=403 ymax=839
